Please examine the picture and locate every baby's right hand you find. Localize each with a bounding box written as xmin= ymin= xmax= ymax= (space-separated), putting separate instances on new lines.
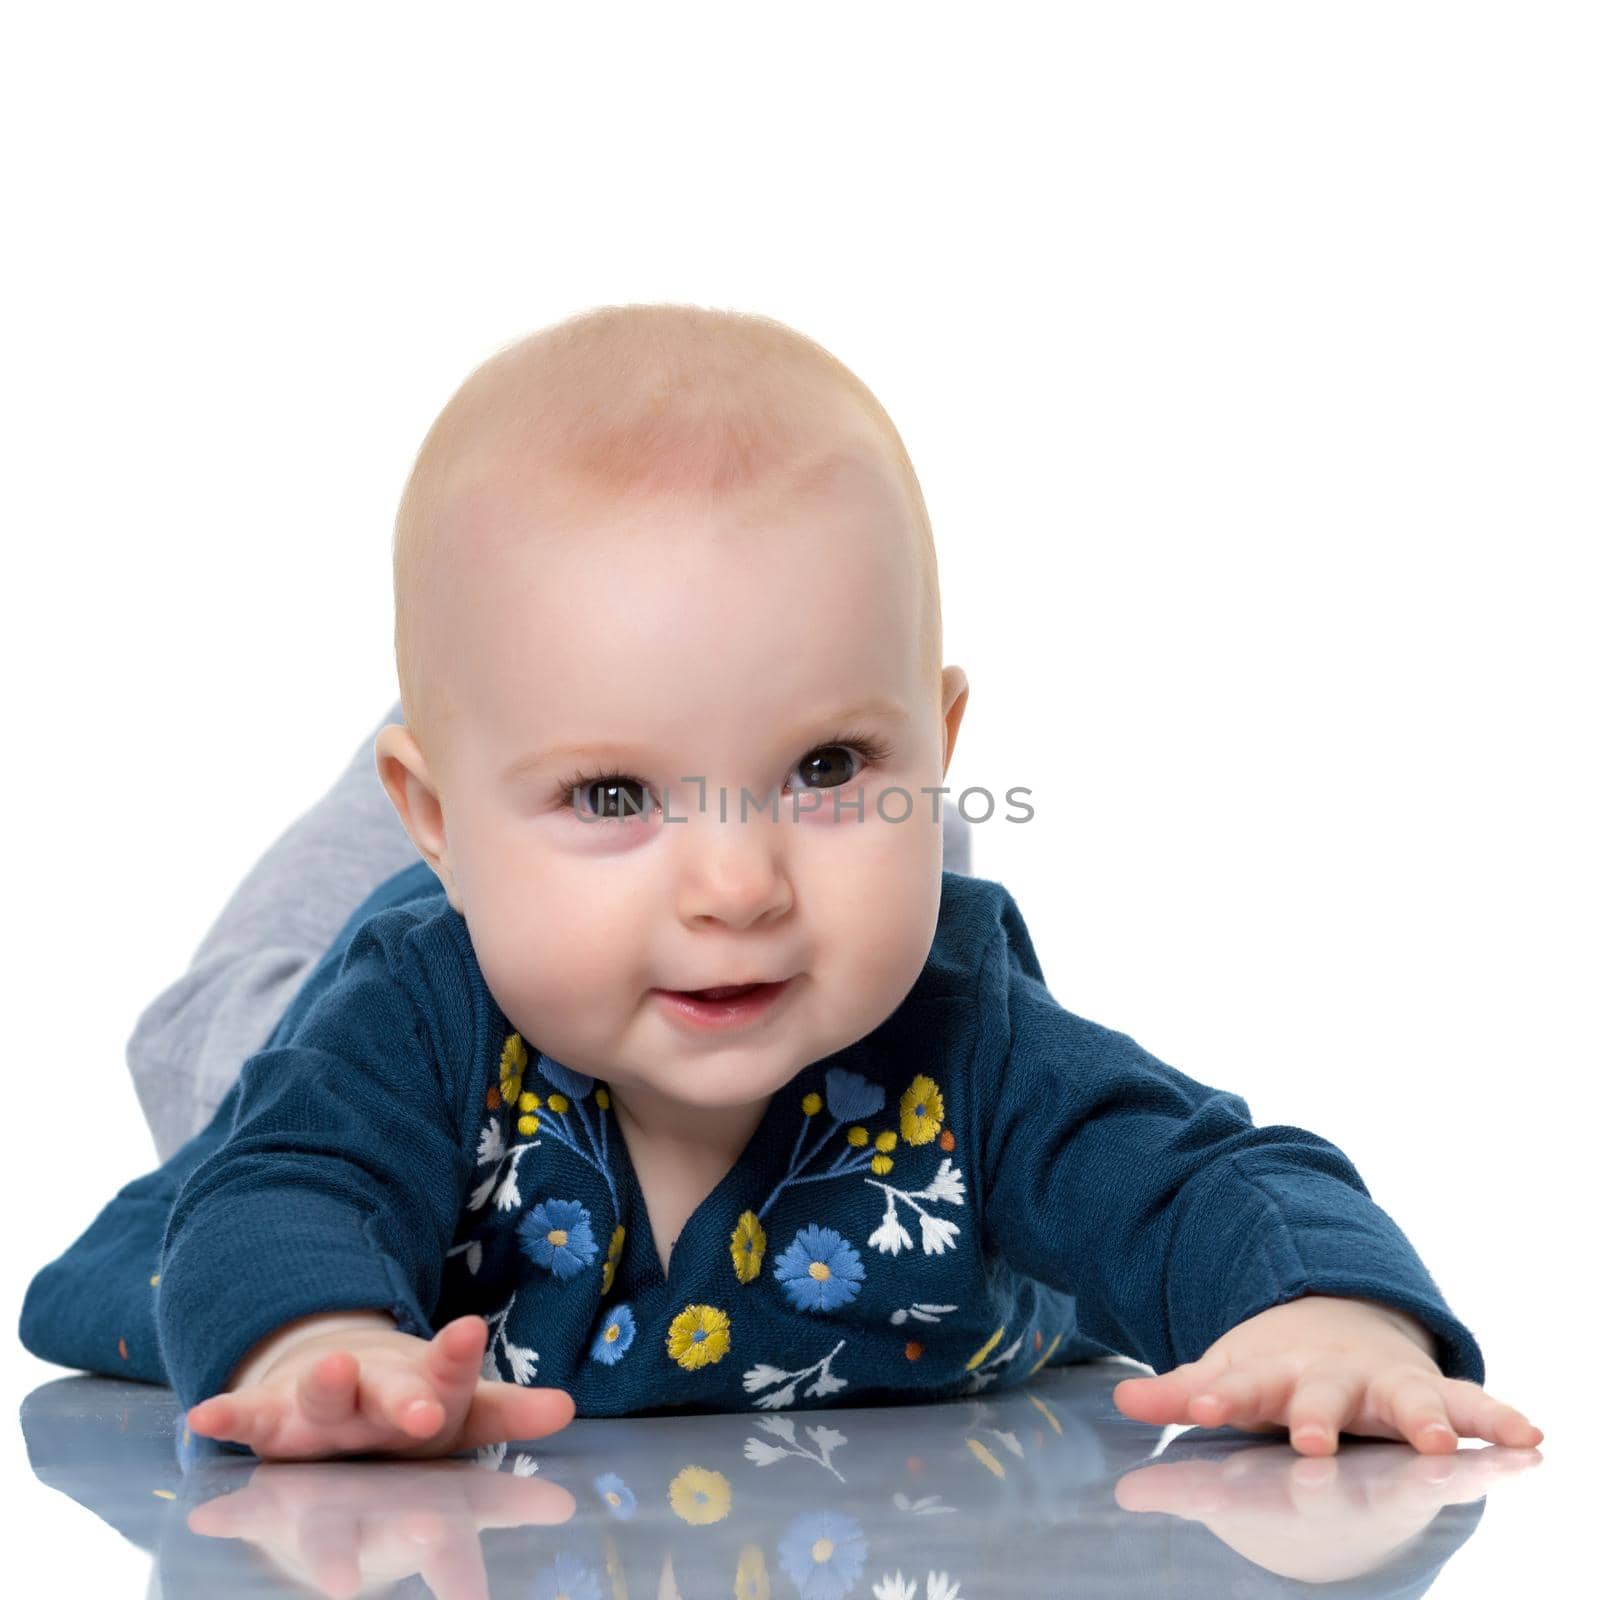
xmin=184 ymin=1313 xmax=575 ymax=1461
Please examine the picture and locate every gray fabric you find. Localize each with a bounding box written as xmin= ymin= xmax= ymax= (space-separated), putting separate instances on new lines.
xmin=126 ymin=701 xmax=974 ymax=1162
xmin=128 ymin=702 xmax=424 ymax=1161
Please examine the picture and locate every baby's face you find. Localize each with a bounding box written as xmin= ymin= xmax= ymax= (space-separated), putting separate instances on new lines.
xmin=381 ymin=445 xmax=966 ymax=1122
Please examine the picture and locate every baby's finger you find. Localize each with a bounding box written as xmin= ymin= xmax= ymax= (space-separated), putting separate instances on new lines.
xmin=361 ymin=1367 xmax=446 ymax=1440
xmin=296 ymin=1350 xmax=360 ymax=1428
xmin=1284 ymin=1372 xmax=1362 ymax=1456
xmin=1368 ymin=1371 xmax=1462 ymax=1453
xmin=188 ymin=1389 xmax=282 ymax=1447
xmin=456 ymin=1384 xmax=577 ymax=1451
xmin=1189 ymin=1369 xmax=1267 ymax=1428
xmin=1439 ymin=1381 xmax=1545 ymax=1449
xmin=1113 ymin=1356 xmax=1230 ymax=1424
xmin=422 ymin=1315 xmax=490 ymax=1397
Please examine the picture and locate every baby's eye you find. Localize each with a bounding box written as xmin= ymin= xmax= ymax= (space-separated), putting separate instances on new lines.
xmin=789 ymin=743 xmax=869 ymax=791
xmin=565 ymin=774 xmax=658 ymax=822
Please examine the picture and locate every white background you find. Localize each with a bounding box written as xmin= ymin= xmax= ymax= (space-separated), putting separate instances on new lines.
xmin=2 ymin=3 xmax=1594 ymax=1594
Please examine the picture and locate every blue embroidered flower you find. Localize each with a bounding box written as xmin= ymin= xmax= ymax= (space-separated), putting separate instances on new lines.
xmin=773 ymin=1224 xmax=866 ymax=1313
xmin=518 ymin=1198 xmax=598 ymax=1280
xmin=537 ymin=1054 xmax=595 ymax=1099
xmin=592 ymin=1470 xmax=636 ymax=1519
xmin=590 ymin=1304 xmax=636 ymax=1365
xmin=824 ymin=1066 xmax=885 ymax=1122
xmin=531 ymin=1553 xmax=602 ymax=1600
xmin=777 ymin=1509 xmax=867 ymax=1600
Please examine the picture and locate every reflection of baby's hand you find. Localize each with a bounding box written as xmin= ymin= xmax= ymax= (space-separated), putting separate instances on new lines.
xmin=1115 ymin=1440 xmax=1540 ymax=1583
xmin=186 ymin=1455 xmax=576 ymax=1600
xmin=185 ymin=1314 xmax=575 ymax=1462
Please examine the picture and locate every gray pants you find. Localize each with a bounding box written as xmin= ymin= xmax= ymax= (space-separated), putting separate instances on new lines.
xmin=127 ymin=702 xmax=973 ymax=1162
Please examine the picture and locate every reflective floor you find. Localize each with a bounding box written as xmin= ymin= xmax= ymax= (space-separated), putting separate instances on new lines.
xmin=20 ymin=1359 xmax=1543 ymax=1599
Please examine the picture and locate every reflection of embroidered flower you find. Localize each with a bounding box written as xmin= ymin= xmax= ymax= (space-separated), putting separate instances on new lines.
xmin=518 ymin=1199 xmax=598 ymax=1280
xmin=601 ymin=1225 xmax=625 ymax=1294
xmin=668 ymin=1464 xmax=732 ymax=1525
xmin=592 ymin=1471 xmax=636 ymax=1519
xmin=900 ymin=1075 xmax=944 ymax=1145
xmin=667 ymin=1304 xmax=731 ymax=1369
xmin=731 ymin=1210 xmax=767 ymax=1284
xmin=825 ymin=1067 xmax=886 ymax=1122
xmin=499 ymin=1032 xmax=528 ymax=1106
xmin=590 ymin=1303 xmax=636 ymax=1365
xmin=774 ymin=1225 xmax=865 ymax=1313
xmin=735 ymin=1542 xmax=772 ymax=1600
xmin=530 ymin=1552 xmax=602 ymax=1600
xmin=777 ymin=1509 xmax=867 ymax=1599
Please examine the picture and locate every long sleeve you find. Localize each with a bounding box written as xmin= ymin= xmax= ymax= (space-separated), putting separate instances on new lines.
xmin=971 ymin=887 xmax=1486 ymax=1385
xmin=153 ymin=912 xmax=476 ymax=1412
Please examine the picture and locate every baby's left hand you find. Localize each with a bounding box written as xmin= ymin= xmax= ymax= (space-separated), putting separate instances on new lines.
xmin=1113 ymin=1293 xmax=1545 ymax=1456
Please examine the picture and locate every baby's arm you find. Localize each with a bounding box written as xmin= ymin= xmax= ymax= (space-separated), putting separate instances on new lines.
xmin=186 ymin=1310 xmax=574 ymax=1461
xmin=155 ymin=903 xmax=574 ymax=1453
xmin=973 ymin=885 xmax=1541 ymax=1454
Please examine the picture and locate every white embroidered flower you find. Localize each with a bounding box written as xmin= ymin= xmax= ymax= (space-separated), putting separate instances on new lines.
xmin=504 ymin=1337 xmax=539 ymax=1384
xmin=918 ymin=1213 xmax=960 ymax=1255
xmin=476 ymin=1121 xmax=506 ymax=1166
xmin=744 ymin=1437 xmax=789 ymax=1466
xmin=869 ymin=1211 xmax=914 ymax=1256
xmin=923 ymin=1159 xmax=966 ymax=1205
xmin=927 ymin=1574 xmax=962 ymax=1600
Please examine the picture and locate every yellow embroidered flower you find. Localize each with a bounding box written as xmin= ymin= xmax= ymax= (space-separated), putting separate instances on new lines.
xmin=735 ymin=1543 xmax=771 ymax=1600
xmin=547 ymin=1092 xmax=570 ymax=1114
xmin=730 ymin=1210 xmax=766 ymax=1284
xmin=517 ymin=1089 xmax=541 ymax=1134
xmin=846 ymin=1126 xmax=868 ymax=1146
xmin=499 ymin=1032 xmax=528 ymax=1105
xmin=874 ymin=1130 xmax=897 ymax=1152
xmin=596 ymin=1087 xmax=611 ymax=1109
xmin=668 ymin=1463 xmax=732 ymax=1525
xmin=601 ymin=1225 xmax=625 ymax=1294
xmin=667 ymin=1304 xmax=731 ymax=1370
xmin=900 ymin=1074 xmax=944 ymax=1145
xmin=870 ymin=1154 xmax=893 ymax=1175
xmin=801 ymin=1091 xmax=822 ymax=1115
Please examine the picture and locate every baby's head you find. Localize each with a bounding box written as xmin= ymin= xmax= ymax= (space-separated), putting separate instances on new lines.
xmin=375 ymin=303 xmax=969 ymax=1137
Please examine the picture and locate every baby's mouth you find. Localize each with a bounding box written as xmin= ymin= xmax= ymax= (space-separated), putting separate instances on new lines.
xmin=651 ymin=978 xmax=795 ymax=1029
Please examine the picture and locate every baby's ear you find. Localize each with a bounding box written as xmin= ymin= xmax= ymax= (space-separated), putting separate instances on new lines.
xmin=373 ymin=724 xmax=454 ymax=894
xmin=940 ymin=666 xmax=970 ymax=776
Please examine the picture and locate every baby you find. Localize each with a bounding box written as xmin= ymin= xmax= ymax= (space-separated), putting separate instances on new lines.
xmin=21 ymin=303 xmax=1542 ymax=1464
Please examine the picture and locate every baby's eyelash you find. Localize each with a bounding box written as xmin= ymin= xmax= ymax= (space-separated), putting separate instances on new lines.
xmin=817 ymin=728 xmax=893 ymax=769
xmin=556 ymin=729 xmax=892 ymax=816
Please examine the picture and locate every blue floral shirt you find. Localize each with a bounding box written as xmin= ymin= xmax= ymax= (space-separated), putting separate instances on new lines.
xmin=21 ymin=863 xmax=1487 ymax=1416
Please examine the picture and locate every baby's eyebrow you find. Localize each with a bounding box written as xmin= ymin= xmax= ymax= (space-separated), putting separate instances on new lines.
xmin=500 ymin=699 xmax=911 ymax=784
